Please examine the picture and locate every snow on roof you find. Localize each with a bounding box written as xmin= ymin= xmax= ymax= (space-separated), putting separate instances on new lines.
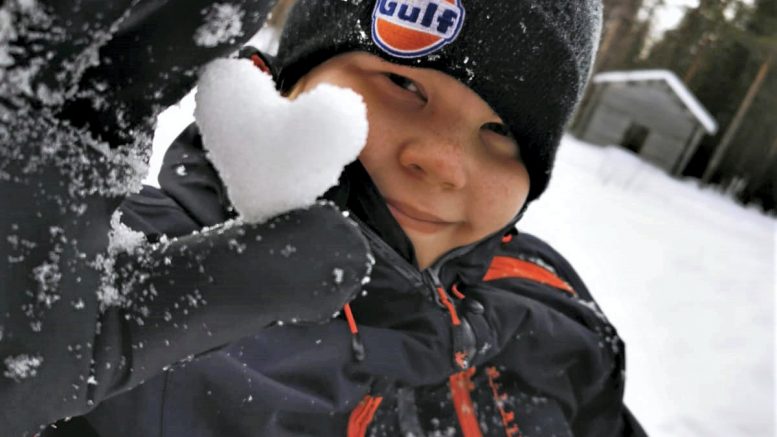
xmin=593 ymin=70 xmax=719 ymax=134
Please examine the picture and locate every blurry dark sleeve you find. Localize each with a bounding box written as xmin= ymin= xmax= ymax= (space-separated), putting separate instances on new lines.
xmin=7 ymin=0 xmax=278 ymax=144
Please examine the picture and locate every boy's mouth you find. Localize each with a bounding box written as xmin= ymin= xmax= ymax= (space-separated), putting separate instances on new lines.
xmin=385 ymin=198 xmax=453 ymax=234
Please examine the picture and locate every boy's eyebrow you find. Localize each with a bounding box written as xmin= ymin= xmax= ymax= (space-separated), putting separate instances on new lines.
xmin=375 ymin=57 xmax=418 ymax=74
xmin=376 ymin=58 xmax=404 ymax=70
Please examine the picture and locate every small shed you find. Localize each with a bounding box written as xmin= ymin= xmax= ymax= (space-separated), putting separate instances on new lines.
xmin=572 ymin=70 xmax=719 ymax=175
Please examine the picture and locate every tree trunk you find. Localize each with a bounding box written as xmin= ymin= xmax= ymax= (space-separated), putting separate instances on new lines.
xmin=596 ymin=18 xmax=624 ymax=71
xmin=702 ymin=51 xmax=776 ymax=183
xmin=749 ymin=134 xmax=777 ymax=193
xmin=684 ymin=36 xmax=709 ymax=84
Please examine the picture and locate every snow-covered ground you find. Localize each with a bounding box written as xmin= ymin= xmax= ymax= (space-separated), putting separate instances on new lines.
xmin=520 ymin=136 xmax=776 ymax=437
xmin=147 ymin=102 xmax=776 ymax=437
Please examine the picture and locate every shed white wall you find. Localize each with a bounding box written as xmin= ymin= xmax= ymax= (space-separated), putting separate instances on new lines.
xmin=577 ymin=81 xmax=704 ymax=173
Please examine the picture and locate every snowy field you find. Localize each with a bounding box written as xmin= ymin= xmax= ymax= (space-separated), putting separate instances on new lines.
xmin=147 ymin=103 xmax=776 ymax=436
xmin=520 ymin=137 xmax=776 ymax=437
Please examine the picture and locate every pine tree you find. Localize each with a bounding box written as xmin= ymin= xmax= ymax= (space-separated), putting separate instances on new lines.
xmin=596 ymin=0 xmax=648 ymax=71
xmin=643 ymin=0 xmax=777 ymax=212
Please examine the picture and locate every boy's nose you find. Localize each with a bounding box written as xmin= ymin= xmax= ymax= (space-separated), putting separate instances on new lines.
xmin=398 ymin=140 xmax=468 ymax=190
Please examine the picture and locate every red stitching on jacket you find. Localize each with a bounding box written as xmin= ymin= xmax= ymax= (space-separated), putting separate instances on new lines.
xmin=347 ymin=395 xmax=383 ymax=437
xmin=485 ymin=367 xmax=523 ymax=437
xmin=483 ymin=257 xmax=577 ymax=296
xmin=449 ymin=368 xmax=483 ymax=437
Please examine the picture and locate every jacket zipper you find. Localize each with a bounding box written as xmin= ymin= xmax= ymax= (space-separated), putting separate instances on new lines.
xmin=351 ymin=217 xmax=485 ymax=434
xmin=352 ymin=220 xmax=480 ymax=369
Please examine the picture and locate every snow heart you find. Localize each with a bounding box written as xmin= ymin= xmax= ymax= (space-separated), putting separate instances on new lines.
xmin=194 ymin=59 xmax=368 ymax=223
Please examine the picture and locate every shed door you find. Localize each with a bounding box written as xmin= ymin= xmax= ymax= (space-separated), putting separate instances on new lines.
xmin=621 ymin=122 xmax=650 ymax=154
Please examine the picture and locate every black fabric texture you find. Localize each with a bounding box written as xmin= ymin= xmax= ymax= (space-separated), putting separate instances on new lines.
xmin=56 ymin=0 xmax=279 ymax=146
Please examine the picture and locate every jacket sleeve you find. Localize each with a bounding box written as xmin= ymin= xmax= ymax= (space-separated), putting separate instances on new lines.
xmin=0 ymin=1 xmax=374 ymax=436
xmin=472 ymin=232 xmax=647 ymax=437
xmin=5 ymin=0 xmax=278 ymax=145
xmin=89 ymin=201 xmax=372 ymax=401
xmin=1 ymin=162 xmax=372 ymax=437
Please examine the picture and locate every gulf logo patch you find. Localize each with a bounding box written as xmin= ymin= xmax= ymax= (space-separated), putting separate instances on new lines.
xmin=371 ymin=0 xmax=465 ymax=58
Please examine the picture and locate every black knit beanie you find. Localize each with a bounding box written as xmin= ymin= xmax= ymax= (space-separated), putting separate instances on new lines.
xmin=274 ymin=0 xmax=603 ymax=202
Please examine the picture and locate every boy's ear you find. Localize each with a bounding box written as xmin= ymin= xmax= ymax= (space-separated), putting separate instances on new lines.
xmin=237 ymin=46 xmax=279 ymax=82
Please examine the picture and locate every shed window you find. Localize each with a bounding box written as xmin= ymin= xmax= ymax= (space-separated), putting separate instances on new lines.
xmin=621 ymin=123 xmax=650 ymax=154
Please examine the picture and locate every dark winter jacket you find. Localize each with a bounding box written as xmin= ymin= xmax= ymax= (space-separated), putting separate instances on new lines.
xmin=44 ymin=124 xmax=647 ymax=437
xmin=2 ymin=1 xmax=644 ymax=435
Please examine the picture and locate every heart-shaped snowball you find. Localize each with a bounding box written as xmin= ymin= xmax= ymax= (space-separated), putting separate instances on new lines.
xmin=194 ymin=59 xmax=368 ymax=223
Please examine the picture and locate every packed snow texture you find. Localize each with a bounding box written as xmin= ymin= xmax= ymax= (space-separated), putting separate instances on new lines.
xmin=194 ymin=58 xmax=368 ymax=223
xmin=193 ymin=3 xmax=245 ymax=48
xmin=520 ymin=136 xmax=776 ymax=437
xmin=94 ymin=211 xmax=148 ymax=309
xmin=4 ymin=354 xmax=43 ymax=381
xmin=106 ymin=210 xmax=146 ymax=255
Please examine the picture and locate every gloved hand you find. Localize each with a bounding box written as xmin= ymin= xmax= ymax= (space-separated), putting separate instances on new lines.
xmin=0 ymin=1 xmax=372 ymax=435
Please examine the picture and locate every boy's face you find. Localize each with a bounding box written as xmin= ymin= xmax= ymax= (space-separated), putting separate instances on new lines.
xmin=292 ymin=52 xmax=530 ymax=269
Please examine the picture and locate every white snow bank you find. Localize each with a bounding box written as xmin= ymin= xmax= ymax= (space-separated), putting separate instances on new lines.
xmin=194 ymin=58 xmax=368 ymax=223
xmin=521 ymin=135 xmax=775 ymax=437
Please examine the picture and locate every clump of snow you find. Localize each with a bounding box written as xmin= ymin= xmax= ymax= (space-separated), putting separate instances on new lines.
xmin=106 ymin=211 xmax=146 ymax=255
xmin=18 ymin=226 xmax=68 ymax=331
xmin=3 ymin=354 xmax=42 ymax=381
xmin=332 ymin=268 xmax=344 ymax=285
xmin=94 ymin=211 xmax=149 ymax=309
xmin=96 ymin=284 xmax=121 ymax=309
xmin=6 ymin=232 xmax=37 ymax=264
xmin=0 ymin=9 xmax=15 ymax=67
xmin=0 ymin=0 xmax=54 ymax=101
xmin=194 ymin=58 xmax=368 ymax=223
xmin=193 ymin=3 xmax=244 ymax=48
xmin=280 ymin=244 xmax=296 ymax=258
xmin=32 ymin=261 xmax=62 ymax=307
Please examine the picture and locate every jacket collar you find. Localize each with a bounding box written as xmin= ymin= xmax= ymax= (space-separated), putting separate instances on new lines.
xmin=324 ymin=161 xmax=520 ymax=288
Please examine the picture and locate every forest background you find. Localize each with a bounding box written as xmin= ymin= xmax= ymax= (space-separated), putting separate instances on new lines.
xmin=595 ymin=0 xmax=777 ymax=213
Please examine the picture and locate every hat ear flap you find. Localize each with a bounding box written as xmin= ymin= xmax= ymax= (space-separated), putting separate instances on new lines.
xmin=237 ymin=46 xmax=280 ymax=83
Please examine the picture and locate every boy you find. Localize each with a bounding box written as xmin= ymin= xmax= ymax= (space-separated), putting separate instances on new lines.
xmin=4 ymin=0 xmax=646 ymax=436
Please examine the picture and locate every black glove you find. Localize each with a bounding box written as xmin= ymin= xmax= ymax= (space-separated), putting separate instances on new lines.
xmin=0 ymin=1 xmax=372 ymax=435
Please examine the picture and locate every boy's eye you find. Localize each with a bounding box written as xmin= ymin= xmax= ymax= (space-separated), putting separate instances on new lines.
xmin=481 ymin=122 xmax=521 ymax=160
xmin=482 ymin=122 xmax=512 ymax=137
xmin=385 ymin=73 xmax=427 ymax=102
